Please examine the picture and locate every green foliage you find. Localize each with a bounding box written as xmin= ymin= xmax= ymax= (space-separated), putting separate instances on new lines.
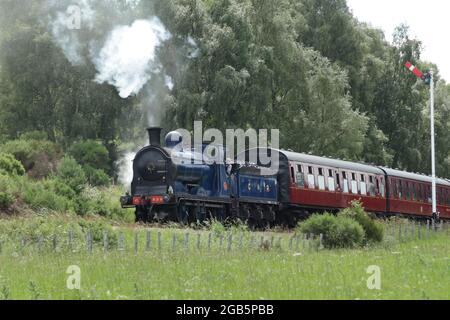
xmin=0 ymin=138 xmax=61 ymax=178
xmin=56 ymin=157 xmax=87 ymax=194
xmin=68 ymin=140 xmax=111 ymax=173
xmin=83 ymin=165 xmax=111 ymax=187
xmin=340 ymin=201 xmax=384 ymax=243
xmin=299 ymin=213 xmax=365 ymax=249
xmin=0 ymin=191 xmax=14 ymax=210
xmin=0 ymin=153 xmax=25 ymax=176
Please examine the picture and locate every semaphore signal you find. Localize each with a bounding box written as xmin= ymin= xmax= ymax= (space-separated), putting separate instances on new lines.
xmin=405 ymin=61 xmax=432 ymax=85
xmin=404 ymin=61 xmax=438 ymax=222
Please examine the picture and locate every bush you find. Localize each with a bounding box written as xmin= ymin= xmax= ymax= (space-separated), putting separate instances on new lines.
xmin=56 ymin=156 xmax=87 ymax=194
xmin=0 ymin=191 xmax=14 ymax=210
xmin=0 ymin=153 xmax=25 ymax=176
xmin=83 ymin=165 xmax=111 ymax=187
xmin=340 ymin=201 xmax=384 ymax=243
xmin=22 ymin=180 xmax=74 ymax=213
xmin=68 ymin=140 xmax=111 ymax=173
xmin=1 ymin=138 xmax=61 ymax=178
xmin=299 ymin=213 xmax=365 ymax=249
xmin=330 ymin=216 xmax=365 ymax=249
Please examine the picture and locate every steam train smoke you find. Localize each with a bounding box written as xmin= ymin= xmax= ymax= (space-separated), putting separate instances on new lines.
xmin=94 ymin=18 xmax=171 ymax=98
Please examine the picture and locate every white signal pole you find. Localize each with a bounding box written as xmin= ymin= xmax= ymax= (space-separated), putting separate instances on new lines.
xmin=429 ymin=69 xmax=437 ymax=221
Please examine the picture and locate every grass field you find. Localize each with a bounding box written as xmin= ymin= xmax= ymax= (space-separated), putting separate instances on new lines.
xmin=0 ymin=216 xmax=449 ymax=300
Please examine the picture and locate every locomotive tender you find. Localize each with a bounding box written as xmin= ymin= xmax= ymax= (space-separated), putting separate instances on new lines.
xmin=121 ymin=128 xmax=450 ymax=225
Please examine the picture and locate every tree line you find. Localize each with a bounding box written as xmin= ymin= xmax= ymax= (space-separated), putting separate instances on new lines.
xmin=0 ymin=0 xmax=449 ymax=179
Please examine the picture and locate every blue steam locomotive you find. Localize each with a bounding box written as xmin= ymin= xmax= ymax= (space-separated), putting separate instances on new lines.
xmin=120 ymin=128 xmax=279 ymax=225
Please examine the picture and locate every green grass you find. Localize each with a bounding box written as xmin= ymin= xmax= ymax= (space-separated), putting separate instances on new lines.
xmin=0 ymin=217 xmax=449 ymax=300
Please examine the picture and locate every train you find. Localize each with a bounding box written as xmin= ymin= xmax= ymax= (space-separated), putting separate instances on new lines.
xmin=120 ymin=128 xmax=450 ymax=225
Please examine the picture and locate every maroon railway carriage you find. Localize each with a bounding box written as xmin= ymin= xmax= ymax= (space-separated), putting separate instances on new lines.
xmin=382 ymin=168 xmax=450 ymax=220
xmin=243 ymin=148 xmax=450 ymax=221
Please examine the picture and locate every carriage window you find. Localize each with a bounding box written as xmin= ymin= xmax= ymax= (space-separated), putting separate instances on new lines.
xmin=329 ymin=169 xmax=333 ymax=177
xmin=318 ymin=168 xmax=324 ymax=176
xmin=336 ymin=173 xmax=341 ymax=190
xmin=398 ymin=181 xmax=403 ymax=199
xmin=307 ymin=166 xmax=315 ymax=188
xmin=351 ymin=173 xmax=358 ymax=195
xmin=290 ymin=166 xmax=295 ymax=183
xmin=296 ymin=166 xmax=305 ymax=188
xmin=341 ymin=172 xmax=348 ymax=193
xmin=360 ymin=177 xmax=367 ymax=195
xmin=368 ymin=176 xmax=376 ymax=197
xmin=427 ymin=186 xmax=432 ymax=203
xmin=412 ymin=184 xmax=417 ymax=201
xmin=328 ymin=176 xmax=335 ymax=192
xmin=380 ymin=178 xmax=385 ymax=197
xmin=405 ymin=182 xmax=411 ymax=200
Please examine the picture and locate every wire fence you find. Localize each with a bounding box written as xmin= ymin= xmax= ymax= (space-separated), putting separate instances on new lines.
xmin=0 ymin=220 xmax=448 ymax=256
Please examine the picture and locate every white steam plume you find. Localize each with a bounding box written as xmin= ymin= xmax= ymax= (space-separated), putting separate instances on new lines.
xmin=94 ymin=18 xmax=171 ymax=98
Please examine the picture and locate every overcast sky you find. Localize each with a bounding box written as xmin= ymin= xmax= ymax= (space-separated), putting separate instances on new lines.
xmin=347 ymin=0 xmax=449 ymax=82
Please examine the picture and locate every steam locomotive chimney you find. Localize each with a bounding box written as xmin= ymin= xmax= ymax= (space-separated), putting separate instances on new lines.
xmin=147 ymin=127 xmax=162 ymax=147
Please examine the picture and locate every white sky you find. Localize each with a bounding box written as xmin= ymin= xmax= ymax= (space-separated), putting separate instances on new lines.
xmin=347 ymin=0 xmax=450 ymax=82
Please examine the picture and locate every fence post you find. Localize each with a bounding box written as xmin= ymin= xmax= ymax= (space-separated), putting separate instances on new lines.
xmin=118 ymin=232 xmax=125 ymax=252
xmin=219 ymin=235 xmax=224 ymax=249
xmin=103 ymin=232 xmax=108 ymax=252
xmin=418 ymin=222 xmax=422 ymax=239
xmin=172 ymin=234 xmax=177 ymax=251
xmin=208 ymin=233 xmax=212 ymax=250
xmin=228 ymin=234 xmax=232 ymax=251
xmin=319 ymin=234 xmax=324 ymax=250
xmin=295 ymin=235 xmax=300 ymax=252
xmin=260 ymin=236 xmax=264 ymax=249
xmin=289 ymin=237 xmax=293 ymax=251
xmin=270 ymin=236 xmax=274 ymax=249
xmin=239 ymin=234 xmax=243 ymax=250
xmin=426 ymin=220 xmax=430 ymax=238
xmin=38 ymin=235 xmax=44 ymax=252
xmin=20 ymin=237 xmax=26 ymax=251
xmin=250 ymin=236 xmax=255 ymax=250
xmin=398 ymin=224 xmax=402 ymax=242
xmin=146 ymin=231 xmax=151 ymax=251
xmin=158 ymin=232 xmax=162 ymax=251
xmin=197 ymin=233 xmax=201 ymax=250
xmin=439 ymin=220 xmax=443 ymax=232
xmin=51 ymin=234 xmax=56 ymax=252
xmin=68 ymin=230 xmax=73 ymax=251
xmin=184 ymin=233 xmax=189 ymax=251
xmin=87 ymin=230 xmax=93 ymax=254
xmin=134 ymin=232 xmax=139 ymax=254
xmin=412 ymin=221 xmax=415 ymax=239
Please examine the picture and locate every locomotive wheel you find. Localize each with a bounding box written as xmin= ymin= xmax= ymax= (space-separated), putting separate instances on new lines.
xmin=135 ymin=207 xmax=147 ymax=223
xmin=177 ymin=204 xmax=189 ymax=225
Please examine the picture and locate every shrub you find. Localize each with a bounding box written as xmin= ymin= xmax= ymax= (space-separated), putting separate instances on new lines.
xmin=56 ymin=156 xmax=87 ymax=194
xmin=299 ymin=213 xmax=365 ymax=249
xmin=0 ymin=153 xmax=25 ymax=176
xmin=0 ymin=191 xmax=14 ymax=210
xmin=83 ymin=165 xmax=111 ymax=187
xmin=330 ymin=216 xmax=365 ymax=249
xmin=1 ymin=138 xmax=61 ymax=178
xmin=22 ymin=180 xmax=74 ymax=213
xmin=340 ymin=201 xmax=384 ymax=243
xmin=68 ymin=140 xmax=111 ymax=173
